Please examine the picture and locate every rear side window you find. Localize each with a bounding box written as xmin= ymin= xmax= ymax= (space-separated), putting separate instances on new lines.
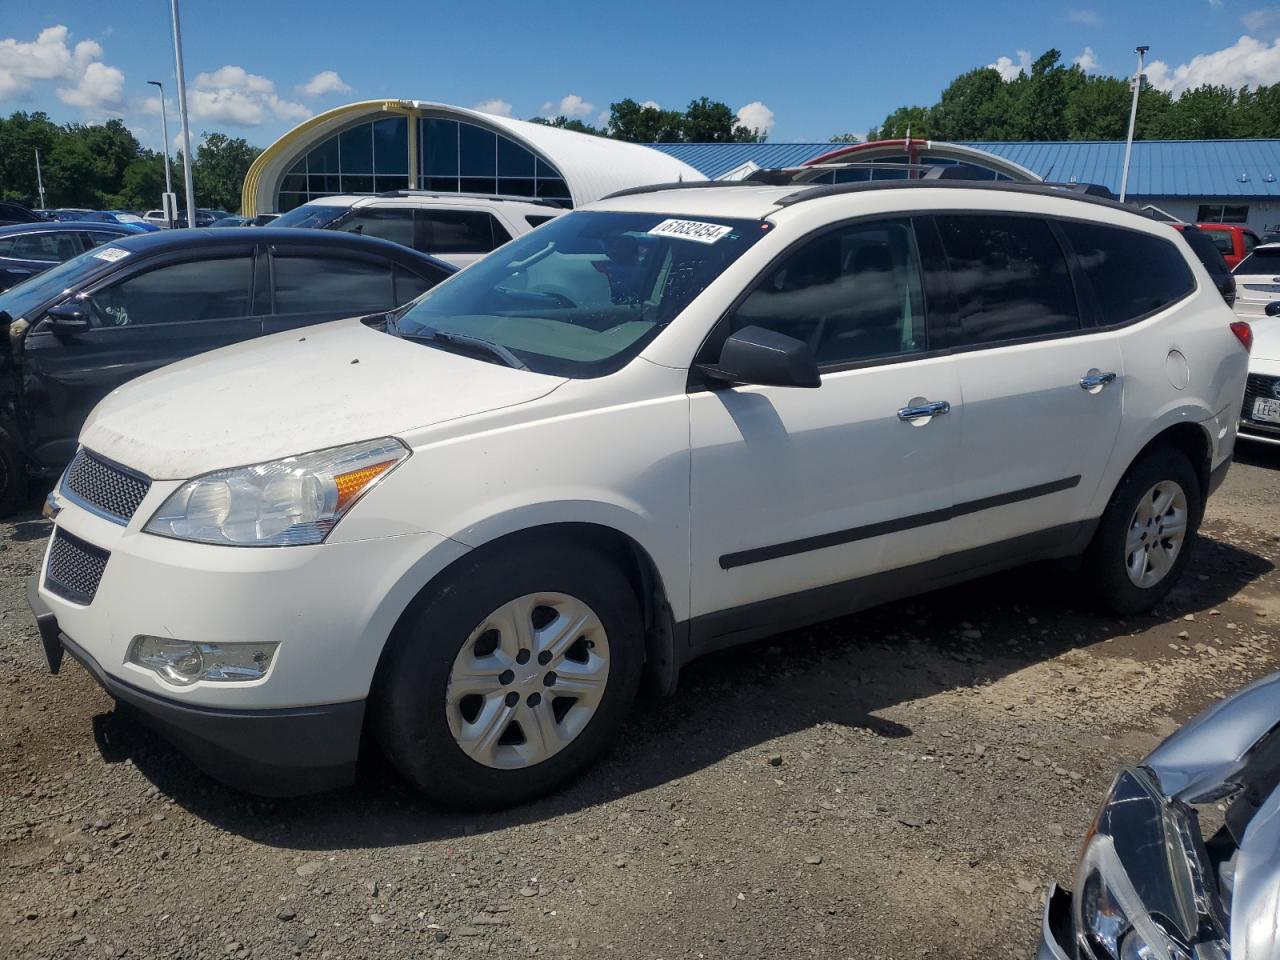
xmin=1207 ymin=231 xmax=1234 ymax=255
xmin=935 ymin=215 xmax=1079 ymax=345
xmin=273 ymin=255 xmax=395 ymax=315
xmin=1062 ymin=222 xmax=1195 ymax=325
xmin=10 ymin=232 xmax=70 ymax=262
xmin=1243 ymin=232 xmax=1260 ymax=254
xmin=1235 ymin=246 xmax=1280 ymax=275
xmin=337 ymin=208 xmax=414 ymax=248
xmin=1174 ymin=229 xmax=1229 ymax=277
xmin=418 ymin=211 xmax=510 ymax=254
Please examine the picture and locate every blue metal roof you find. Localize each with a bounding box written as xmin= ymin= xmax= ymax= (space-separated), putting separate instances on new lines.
xmin=647 ymin=140 xmax=1280 ymax=198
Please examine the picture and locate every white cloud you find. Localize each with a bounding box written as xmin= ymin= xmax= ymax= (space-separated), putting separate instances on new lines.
xmin=736 ymin=100 xmax=775 ymax=135
xmin=539 ymin=94 xmax=594 ymax=118
xmin=298 ymin=70 xmax=351 ymax=98
xmin=1209 ymin=0 xmax=1223 ymax=8
xmin=988 ymin=49 xmax=1032 ymax=80
xmin=596 ymin=110 xmax=611 ymax=127
xmin=474 ymin=98 xmax=513 ymax=117
xmin=1145 ymin=35 xmax=1280 ymax=95
xmin=640 ymin=99 xmax=661 ymax=110
xmin=0 ymin=25 xmax=124 ymax=113
xmin=188 ymin=65 xmax=310 ymax=126
xmin=1068 ymin=9 xmax=1100 ymax=25
xmin=1242 ymin=8 xmax=1280 ymax=37
xmin=1073 ymin=46 xmax=1101 ymax=72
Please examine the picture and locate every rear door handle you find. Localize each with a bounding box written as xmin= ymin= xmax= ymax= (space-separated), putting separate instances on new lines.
xmin=897 ymin=400 xmax=951 ymax=422
xmin=1079 ymin=370 xmax=1117 ymax=391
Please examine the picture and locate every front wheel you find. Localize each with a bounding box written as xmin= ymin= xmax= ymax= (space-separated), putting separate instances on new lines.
xmin=1084 ymin=448 xmax=1202 ymax=616
xmin=373 ymin=541 xmax=643 ymax=809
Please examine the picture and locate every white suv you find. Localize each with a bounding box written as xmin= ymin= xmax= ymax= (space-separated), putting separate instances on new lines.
xmin=270 ymin=192 xmax=564 ymax=268
xmin=29 ymin=180 xmax=1251 ymax=806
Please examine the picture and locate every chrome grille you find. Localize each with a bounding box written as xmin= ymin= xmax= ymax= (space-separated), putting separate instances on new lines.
xmin=45 ymin=529 xmax=109 ymax=605
xmin=63 ymin=448 xmax=151 ymax=523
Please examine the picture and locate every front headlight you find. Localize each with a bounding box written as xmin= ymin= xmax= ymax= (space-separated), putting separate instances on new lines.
xmin=143 ymin=438 xmax=409 ymax=546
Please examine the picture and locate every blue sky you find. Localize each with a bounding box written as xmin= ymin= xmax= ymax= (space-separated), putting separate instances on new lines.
xmin=2 ymin=0 xmax=1279 ymax=150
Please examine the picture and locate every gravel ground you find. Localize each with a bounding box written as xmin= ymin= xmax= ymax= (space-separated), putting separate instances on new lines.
xmin=3 ymin=444 xmax=1280 ymax=960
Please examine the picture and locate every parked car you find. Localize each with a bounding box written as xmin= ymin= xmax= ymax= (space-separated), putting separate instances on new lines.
xmin=1195 ymin=222 xmax=1261 ymax=270
xmin=1261 ymin=230 xmax=1280 ymax=245
xmin=1238 ymin=266 xmax=1280 ymax=446
xmin=0 ymin=201 xmax=43 ymax=227
xmin=209 ymin=216 xmax=249 ymax=228
xmin=200 ymin=208 xmax=234 ymax=222
xmin=0 ymin=228 xmax=454 ymax=512
xmin=247 ymin=213 xmax=279 ymax=226
xmin=272 ymin=191 xmax=564 ymax=268
xmin=1232 ymin=241 xmax=1280 ymax=319
xmin=1171 ymin=224 xmax=1235 ymax=305
xmin=26 ymin=180 xmax=1249 ymax=805
xmin=140 ymin=210 xmax=172 ymax=229
xmin=1035 ymin=671 xmax=1280 ymax=960
xmin=105 ymin=212 xmax=161 ymax=232
xmin=0 ymin=222 xmax=145 ymax=292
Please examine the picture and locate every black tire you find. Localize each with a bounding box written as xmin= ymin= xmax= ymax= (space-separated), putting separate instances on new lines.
xmin=373 ymin=540 xmax=643 ymax=809
xmin=1085 ymin=447 xmax=1202 ymax=616
xmin=0 ymin=426 xmax=28 ymax=518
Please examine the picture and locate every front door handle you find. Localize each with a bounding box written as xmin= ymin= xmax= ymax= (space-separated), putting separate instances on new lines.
xmin=1079 ymin=370 xmax=1118 ymax=392
xmin=897 ymin=399 xmax=951 ymax=422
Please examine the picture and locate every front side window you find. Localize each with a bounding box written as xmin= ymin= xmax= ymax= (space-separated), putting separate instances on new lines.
xmin=728 ymin=218 xmax=927 ymax=367
xmin=273 ymin=255 xmax=394 ymax=315
xmin=336 ymin=207 xmax=414 ymax=248
xmin=419 ymin=211 xmax=510 ymax=254
xmin=1062 ymin=222 xmax=1194 ymax=326
xmin=85 ymin=257 xmax=252 ymax=327
xmin=936 ymin=214 xmax=1079 ymax=346
xmin=395 ymin=210 xmax=769 ymax=376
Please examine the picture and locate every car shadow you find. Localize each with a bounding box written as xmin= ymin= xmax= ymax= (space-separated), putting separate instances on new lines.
xmin=1234 ymin=441 xmax=1280 ymax=471
xmin=85 ymin=528 xmax=1275 ymax=852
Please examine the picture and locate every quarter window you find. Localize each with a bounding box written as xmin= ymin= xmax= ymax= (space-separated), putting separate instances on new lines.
xmin=86 ymin=257 xmax=252 ymax=327
xmin=1061 ymin=221 xmax=1194 ymax=326
xmin=935 ymin=215 xmax=1079 ymax=345
xmin=730 ymin=218 xmax=927 ymax=366
xmin=273 ymin=255 xmax=394 ymax=315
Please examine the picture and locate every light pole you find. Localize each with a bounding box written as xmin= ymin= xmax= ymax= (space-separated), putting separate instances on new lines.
xmin=147 ymin=80 xmax=177 ymax=226
xmin=1119 ymin=45 xmax=1149 ymax=204
xmin=168 ymin=0 xmax=197 ymax=227
xmin=33 ymin=148 xmax=46 ymax=210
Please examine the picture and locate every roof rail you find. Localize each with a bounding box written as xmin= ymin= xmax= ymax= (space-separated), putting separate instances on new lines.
xmin=774 ymin=178 xmax=1131 ymax=211
xmin=373 ymin=190 xmax=569 ymax=208
xmin=600 ymin=180 xmax=758 ymax=201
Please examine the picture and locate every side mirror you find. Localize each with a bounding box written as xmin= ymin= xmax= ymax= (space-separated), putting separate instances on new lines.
xmin=46 ymin=302 xmax=91 ymax=338
xmin=697 ymin=325 xmax=821 ymax=389
xmin=1266 ymin=301 xmax=1280 ymax=317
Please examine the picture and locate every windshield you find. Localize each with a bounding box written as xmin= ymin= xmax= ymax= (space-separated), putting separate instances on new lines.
xmin=394 ymin=210 xmax=769 ymax=376
xmin=272 ymin=203 xmax=349 ymax=230
xmin=1234 ymin=246 xmax=1280 ymax=275
xmin=0 ymin=246 xmax=118 ymax=322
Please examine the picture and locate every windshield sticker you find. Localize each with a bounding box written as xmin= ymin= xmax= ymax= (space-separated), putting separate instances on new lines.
xmin=92 ymin=247 xmax=130 ymax=263
xmin=647 ymin=219 xmax=734 ymax=244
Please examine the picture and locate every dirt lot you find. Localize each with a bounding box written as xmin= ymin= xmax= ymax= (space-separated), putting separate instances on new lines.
xmin=3 ymin=445 xmax=1280 ymax=960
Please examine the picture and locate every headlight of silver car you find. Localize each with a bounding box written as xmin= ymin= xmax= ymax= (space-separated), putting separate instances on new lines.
xmin=1073 ymin=767 xmax=1228 ymax=960
xmin=143 ymin=438 xmax=409 ymax=546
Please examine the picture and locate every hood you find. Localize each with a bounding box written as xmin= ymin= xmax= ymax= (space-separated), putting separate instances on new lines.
xmin=80 ymin=318 xmax=566 ymax=479
xmin=1253 ymin=316 xmax=1280 ymax=362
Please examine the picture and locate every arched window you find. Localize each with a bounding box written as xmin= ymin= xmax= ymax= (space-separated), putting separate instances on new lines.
xmin=278 ymin=116 xmax=410 ymax=212
xmin=419 ymin=118 xmax=571 ymax=204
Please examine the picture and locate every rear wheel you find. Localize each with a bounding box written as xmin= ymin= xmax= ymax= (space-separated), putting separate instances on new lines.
xmin=0 ymin=427 xmax=28 ymax=518
xmin=1085 ymin=448 xmax=1201 ymax=615
xmin=374 ymin=541 xmax=642 ymax=809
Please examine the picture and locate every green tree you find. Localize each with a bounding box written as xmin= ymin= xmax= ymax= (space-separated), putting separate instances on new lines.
xmin=0 ymin=111 xmax=61 ymax=206
xmin=829 ymin=132 xmax=862 ymax=143
xmin=866 ymin=105 xmax=937 ymax=141
xmin=1064 ymin=76 xmax=1131 ymax=140
xmin=932 ymin=67 xmax=1014 ymax=140
xmin=529 ymin=116 xmax=605 ymax=136
xmin=607 ymin=98 xmax=685 ymax=142
xmin=109 ymin=153 xmax=172 ymax=210
xmin=683 ymin=97 xmax=763 ymax=142
xmin=192 ymin=132 xmax=262 ymax=213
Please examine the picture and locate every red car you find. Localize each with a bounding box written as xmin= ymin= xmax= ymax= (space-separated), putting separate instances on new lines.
xmin=1192 ymin=223 xmax=1261 ymax=270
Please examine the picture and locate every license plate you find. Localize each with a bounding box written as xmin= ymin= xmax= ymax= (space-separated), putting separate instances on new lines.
xmin=1254 ymin=397 xmax=1280 ymax=424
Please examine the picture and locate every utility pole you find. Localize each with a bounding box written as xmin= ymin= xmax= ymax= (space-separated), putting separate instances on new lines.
xmin=169 ymin=0 xmax=197 ymax=227
xmin=34 ymin=148 xmax=46 ymax=210
xmin=1119 ymin=45 xmax=1149 ymax=204
xmin=147 ymin=80 xmax=178 ymax=226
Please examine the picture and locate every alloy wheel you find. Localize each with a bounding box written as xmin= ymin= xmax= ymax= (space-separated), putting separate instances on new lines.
xmin=445 ymin=592 xmax=610 ymax=770
xmin=1124 ymin=480 xmax=1189 ymax=589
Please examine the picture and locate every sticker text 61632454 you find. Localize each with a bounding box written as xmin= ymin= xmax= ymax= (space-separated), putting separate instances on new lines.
xmin=647 ymin=219 xmax=734 ymax=244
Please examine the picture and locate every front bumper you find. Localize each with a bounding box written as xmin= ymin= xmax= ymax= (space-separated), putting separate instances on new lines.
xmin=1036 ymin=884 xmax=1075 ymax=960
xmin=28 ymin=575 xmax=363 ymax=796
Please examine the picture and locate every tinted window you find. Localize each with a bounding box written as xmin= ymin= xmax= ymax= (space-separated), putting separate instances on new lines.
xmin=419 ymin=211 xmax=506 ymax=254
xmin=730 ymin=218 xmax=927 ymax=366
xmin=936 ymin=215 xmax=1079 ymax=345
xmin=12 ymin=232 xmax=72 ymax=262
xmin=1207 ymin=230 xmax=1234 ymax=255
xmin=87 ymin=257 xmax=252 ymax=327
xmin=272 ymin=203 xmax=349 ymax=230
xmin=1234 ymin=246 xmax=1280 ymax=275
xmin=1243 ymin=232 xmax=1259 ymax=253
xmin=1062 ymin=222 xmax=1195 ymax=325
xmin=84 ymin=231 xmax=123 ymax=249
xmin=1175 ymin=228 xmax=1229 ymax=278
xmin=274 ymin=255 xmax=394 ymax=315
xmin=337 ymin=207 xmax=414 ymax=247
xmin=526 ymin=215 xmax=556 ymax=229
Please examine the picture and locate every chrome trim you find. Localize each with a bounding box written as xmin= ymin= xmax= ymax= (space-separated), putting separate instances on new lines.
xmin=897 ymin=400 xmax=950 ymax=421
xmin=59 ymin=447 xmax=152 ymax=527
